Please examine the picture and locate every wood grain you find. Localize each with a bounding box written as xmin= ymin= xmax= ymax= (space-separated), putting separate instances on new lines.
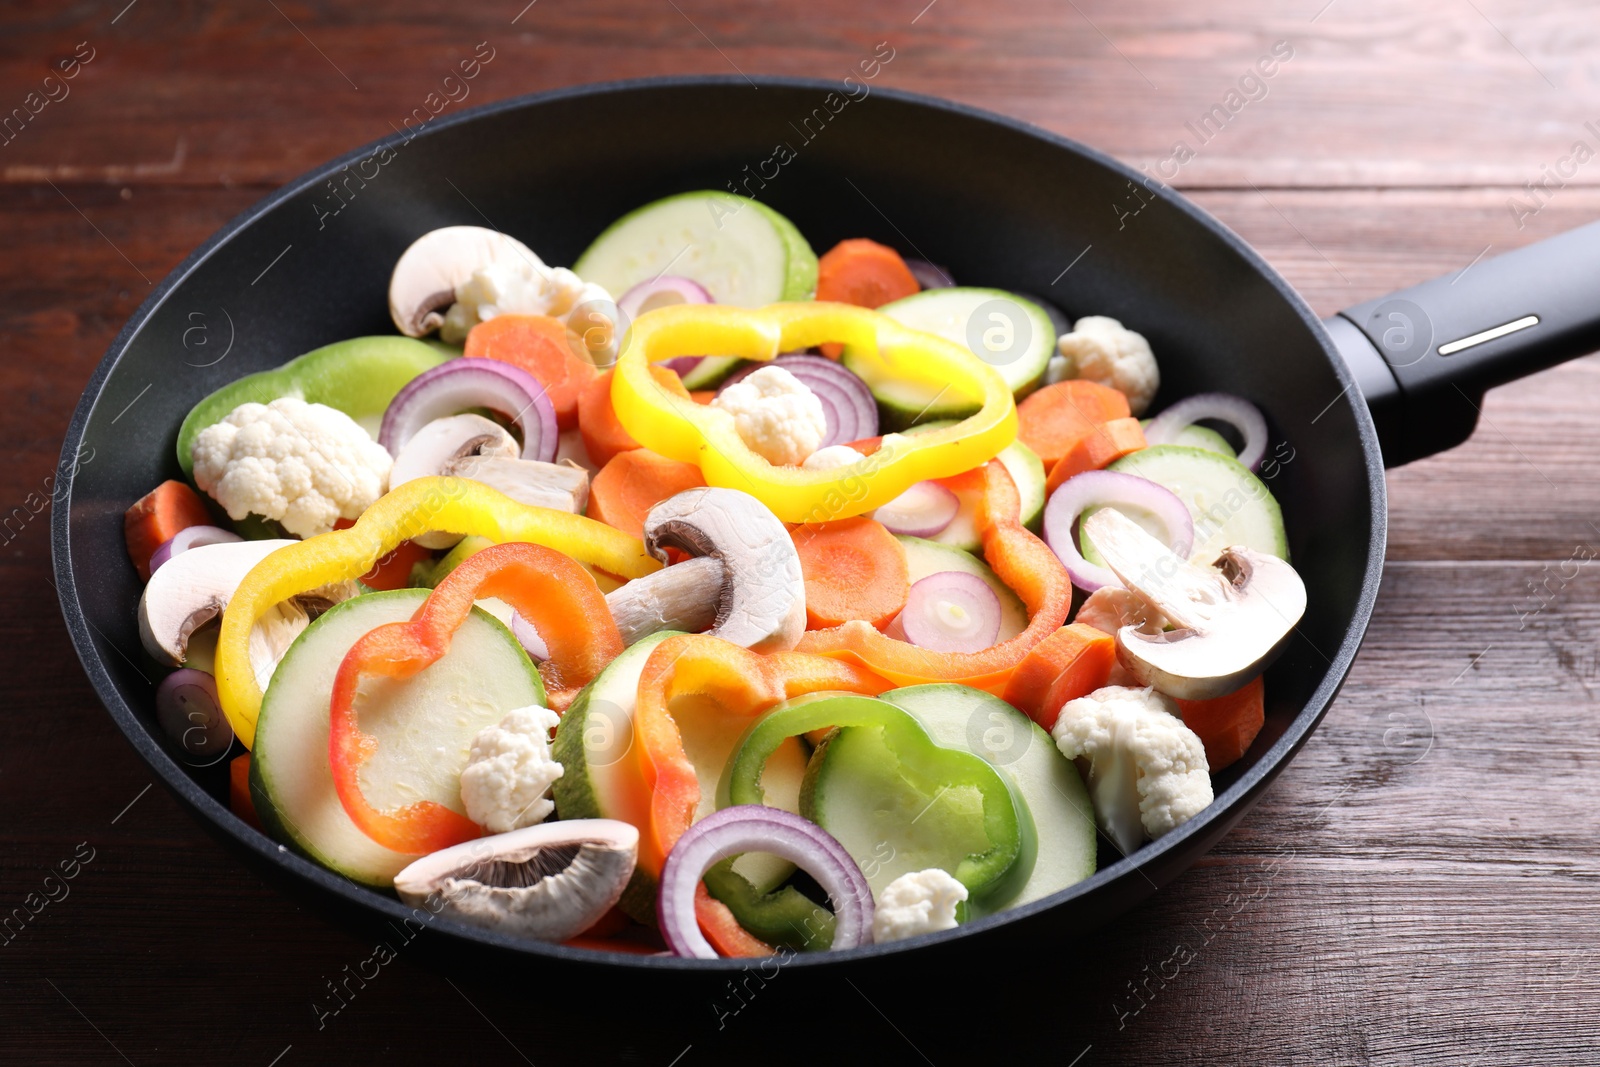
xmin=4 ymin=0 xmax=1600 ymax=1063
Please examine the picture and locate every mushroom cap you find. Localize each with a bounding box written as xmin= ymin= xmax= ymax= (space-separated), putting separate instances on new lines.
xmin=642 ymin=487 xmax=807 ymax=652
xmin=138 ymin=539 xmax=299 ymax=665
xmin=1083 ymin=508 xmax=1306 ymax=701
xmin=389 ymin=414 xmax=521 ymax=549
xmin=388 ymin=226 xmax=542 ymax=337
xmin=393 ymin=819 xmax=639 ymax=942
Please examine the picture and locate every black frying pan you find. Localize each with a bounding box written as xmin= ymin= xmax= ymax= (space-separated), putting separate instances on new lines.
xmin=51 ymin=77 xmax=1600 ymax=976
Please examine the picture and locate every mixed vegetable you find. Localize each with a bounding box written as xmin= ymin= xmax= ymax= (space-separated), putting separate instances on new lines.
xmin=126 ymin=189 xmax=1306 ymax=957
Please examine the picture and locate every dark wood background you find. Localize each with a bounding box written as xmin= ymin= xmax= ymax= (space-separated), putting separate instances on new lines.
xmin=7 ymin=1 xmax=1600 ymax=1062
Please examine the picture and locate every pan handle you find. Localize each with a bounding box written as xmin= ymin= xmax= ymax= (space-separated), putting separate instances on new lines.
xmin=1323 ymin=220 xmax=1600 ymax=467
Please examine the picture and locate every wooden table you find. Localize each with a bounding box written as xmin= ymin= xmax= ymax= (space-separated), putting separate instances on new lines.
xmin=6 ymin=1 xmax=1598 ymax=1062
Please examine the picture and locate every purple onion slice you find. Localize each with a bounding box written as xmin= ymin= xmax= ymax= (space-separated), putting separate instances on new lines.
xmin=1043 ymin=470 xmax=1194 ymax=591
xmin=379 ymin=357 xmax=557 ymax=463
xmin=1143 ymin=392 xmax=1269 ymax=472
xmin=148 ymin=525 xmax=242 ymax=576
xmin=897 ymin=571 xmax=1003 ymax=653
xmin=873 ymin=481 xmax=961 ymax=538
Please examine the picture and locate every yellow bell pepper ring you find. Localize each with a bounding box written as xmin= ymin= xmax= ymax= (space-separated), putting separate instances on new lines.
xmin=214 ymin=476 xmax=660 ymax=749
xmin=610 ymin=302 xmax=1018 ymax=523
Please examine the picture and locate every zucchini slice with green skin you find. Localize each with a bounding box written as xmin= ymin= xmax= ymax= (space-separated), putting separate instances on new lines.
xmin=882 ymin=684 xmax=1096 ymax=908
xmin=250 ymin=589 xmax=543 ymax=887
xmin=573 ymin=191 xmax=819 ymax=389
xmin=897 ymin=535 xmax=1028 ymax=643
xmin=844 ymin=287 xmax=1056 ymax=430
xmin=552 ymin=630 xmax=808 ymax=921
xmin=1085 ymin=444 xmax=1288 ymax=565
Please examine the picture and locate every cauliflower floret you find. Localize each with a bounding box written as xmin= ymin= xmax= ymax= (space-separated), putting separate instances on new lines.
xmin=440 ymin=257 xmax=615 ymax=361
xmin=459 ymin=705 xmax=564 ymax=833
xmin=1051 ymin=685 xmax=1211 ymax=854
xmin=191 ymin=397 xmax=392 ymax=538
xmin=1051 ymin=315 xmax=1160 ymax=415
xmin=801 ymin=444 xmax=864 ymax=472
xmin=711 ymin=365 xmax=827 ymax=467
xmin=872 ymin=868 xmax=968 ymax=944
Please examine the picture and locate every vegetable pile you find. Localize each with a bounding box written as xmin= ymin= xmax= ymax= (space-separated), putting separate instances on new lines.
xmin=126 ymin=190 xmax=1305 ymax=957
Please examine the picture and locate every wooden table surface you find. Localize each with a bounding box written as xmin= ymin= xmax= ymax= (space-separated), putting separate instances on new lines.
xmin=7 ymin=1 xmax=1600 ymax=1062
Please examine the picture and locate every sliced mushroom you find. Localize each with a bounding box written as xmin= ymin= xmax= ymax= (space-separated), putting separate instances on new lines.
xmin=443 ymin=454 xmax=590 ymax=514
xmin=390 ymin=414 xmax=521 ymax=550
xmin=393 ymin=820 xmax=638 ymax=942
xmin=604 ymin=487 xmax=806 ymax=652
xmin=388 ymin=226 xmax=541 ymax=337
xmin=138 ymin=538 xmax=360 ymax=689
xmin=1082 ymin=507 xmax=1306 ymax=701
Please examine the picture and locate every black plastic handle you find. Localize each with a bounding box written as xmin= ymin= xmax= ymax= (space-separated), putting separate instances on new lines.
xmin=1324 ymin=220 xmax=1600 ymax=467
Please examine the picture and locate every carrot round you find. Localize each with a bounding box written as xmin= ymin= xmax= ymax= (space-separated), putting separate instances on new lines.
xmin=1016 ymin=380 xmax=1131 ymax=467
xmin=1174 ymin=676 xmax=1265 ymax=771
xmin=586 ymin=448 xmax=707 ymax=540
xmin=464 ymin=314 xmax=598 ymax=432
xmin=1002 ymin=623 xmax=1116 ymax=731
xmin=579 ymin=366 xmax=690 ymax=468
xmin=125 ymin=479 xmax=215 ymax=582
xmin=1045 ymin=416 xmax=1147 ymax=494
xmin=791 ymin=517 xmax=909 ymax=630
xmin=816 ymin=238 xmax=921 ymax=309
xmin=229 ymin=754 xmax=262 ymax=831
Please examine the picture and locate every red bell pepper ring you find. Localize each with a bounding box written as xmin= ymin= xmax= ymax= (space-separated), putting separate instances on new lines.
xmin=795 ymin=458 xmax=1074 ymax=694
xmin=328 ymin=542 xmax=624 ymax=854
xmin=630 ymin=634 xmax=893 ymax=883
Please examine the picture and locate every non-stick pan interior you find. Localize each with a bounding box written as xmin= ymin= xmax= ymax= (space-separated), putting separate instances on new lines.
xmin=56 ymin=77 xmax=1384 ymax=969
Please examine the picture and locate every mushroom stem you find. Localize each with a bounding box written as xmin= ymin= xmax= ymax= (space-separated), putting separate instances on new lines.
xmin=443 ymin=454 xmax=590 ymax=513
xmin=604 ymin=556 xmax=725 ymax=645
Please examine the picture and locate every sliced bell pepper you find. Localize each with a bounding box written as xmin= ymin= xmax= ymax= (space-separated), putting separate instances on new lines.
xmin=610 ymin=302 xmax=1018 ymax=523
xmin=726 ymin=692 xmax=1024 ymax=900
xmin=327 ymin=541 xmax=623 ymax=854
xmin=795 ymin=458 xmax=1073 ymax=694
xmin=629 ymin=634 xmax=892 ymax=883
xmin=216 ymin=476 xmax=659 ymax=749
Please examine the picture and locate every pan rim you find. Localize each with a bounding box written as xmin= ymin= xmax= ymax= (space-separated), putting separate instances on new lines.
xmin=51 ymin=73 xmax=1388 ymax=971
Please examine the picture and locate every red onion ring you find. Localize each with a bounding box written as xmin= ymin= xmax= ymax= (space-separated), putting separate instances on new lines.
xmin=904 ymin=258 xmax=956 ymax=290
xmin=156 ymin=668 xmax=234 ymax=761
xmin=719 ymin=354 xmax=878 ymax=448
xmin=510 ymin=611 xmax=548 ymax=661
xmin=1143 ymin=392 xmax=1269 ymax=472
xmin=873 ymin=480 xmax=960 ymax=537
xmin=148 ymin=525 xmax=242 ymax=576
xmin=658 ymin=805 xmax=874 ymax=958
xmin=618 ymin=276 xmax=713 ymax=321
xmin=898 ymin=570 xmax=1002 ymax=653
xmin=379 ymin=357 xmax=557 ymax=463
xmin=1043 ymin=470 xmax=1194 ymax=591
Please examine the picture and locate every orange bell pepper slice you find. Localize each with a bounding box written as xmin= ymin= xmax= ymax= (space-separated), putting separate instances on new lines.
xmin=328 ymin=542 xmax=623 ymax=854
xmin=795 ymin=458 xmax=1073 ymax=694
xmin=630 ymin=634 xmax=891 ymax=882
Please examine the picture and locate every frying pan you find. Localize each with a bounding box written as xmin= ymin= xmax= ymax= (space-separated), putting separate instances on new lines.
xmin=51 ymin=76 xmax=1600 ymax=975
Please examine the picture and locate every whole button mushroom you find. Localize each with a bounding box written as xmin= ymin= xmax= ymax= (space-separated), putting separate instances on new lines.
xmin=388 ymin=226 xmax=543 ymax=338
xmin=603 ymin=487 xmax=807 ymax=653
xmin=1081 ymin=507 xmax=1306 ymax=700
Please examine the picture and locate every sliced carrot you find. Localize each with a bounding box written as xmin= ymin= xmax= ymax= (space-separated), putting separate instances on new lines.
xmin=464 ymin=314 xmax=598 ymax=432
xmin=816 ymin=238 xmax=921 ymax=310
xmin=1002 ymin=623 xmax=1116 ymax=731
xmin=791 ymin=517 xmax=909 ymax=630
xmin=1175 ymin=676 xmax=1265 ymax=771
xmin=586 ymin=448 xmax=707 ymax=540
xmin=816 ymin=238 xmax=921 ymax=358
xmin=125 ymin=480 xmax=214 ymax=582
xmin=690 ymin=389 xmax=718 ymax=405
xmin=229 ymin=754 xmax=262 ymax=831
xmin=1045 ymin=416 xmax=1147 ymax=494
xmin=578 ymin=367 xmax=691 ymax=468
xmin=1016 ymin=380 xmax=1131 ymax=467
xmin=333 ymin=519 xmax=433 ymax=591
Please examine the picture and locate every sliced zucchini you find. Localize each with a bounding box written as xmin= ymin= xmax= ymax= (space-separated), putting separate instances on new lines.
xmin=250 ymin=589 xmax=543 ymax=886
xmin=881 ymin=684 xmax=1095 ymax=907
xmin=844 ymin=287 xmax=1055 ymax=430
xmin=1093 ymin=444 xmax=1288 ymax=564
